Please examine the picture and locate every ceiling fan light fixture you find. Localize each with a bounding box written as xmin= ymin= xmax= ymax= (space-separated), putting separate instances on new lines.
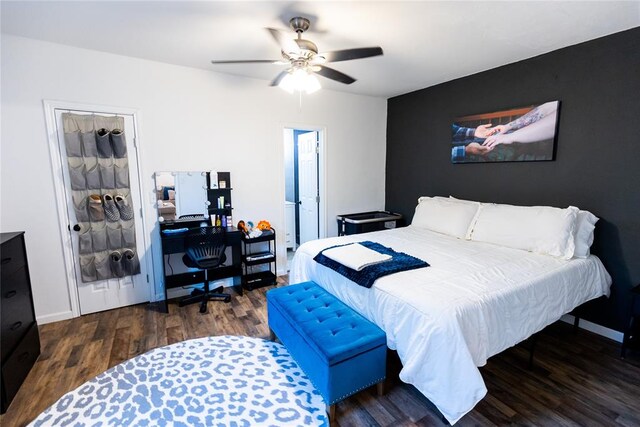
xmin=305 ymin=73 xmax=321 ymax=94
xmin=279 ymin=68 xmax=321 ymax=94
xmin=211 ymin=17 xmax=382 ymax=90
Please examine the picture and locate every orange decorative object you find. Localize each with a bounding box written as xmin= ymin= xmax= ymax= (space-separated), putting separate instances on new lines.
xmin=257 ymin=220 xmax=271 ymax=231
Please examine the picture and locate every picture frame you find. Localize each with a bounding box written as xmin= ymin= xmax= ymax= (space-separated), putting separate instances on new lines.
xmin=451 ymin=100 xmax=560 ymax=163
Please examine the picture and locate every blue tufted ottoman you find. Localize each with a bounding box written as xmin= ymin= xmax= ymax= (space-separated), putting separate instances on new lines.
xmin=267 ymin=281 xmax=386 ymax=420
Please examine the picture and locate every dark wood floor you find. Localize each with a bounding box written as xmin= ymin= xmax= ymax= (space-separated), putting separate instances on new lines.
xmin=2 ymin=277 xmax=639 ymax=427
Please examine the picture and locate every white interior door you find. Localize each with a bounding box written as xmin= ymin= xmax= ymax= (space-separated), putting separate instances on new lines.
xmin=297 ymin=131 xmax=319 ymax=245
xmin=54 ymin=109 xmax=150 ymax=315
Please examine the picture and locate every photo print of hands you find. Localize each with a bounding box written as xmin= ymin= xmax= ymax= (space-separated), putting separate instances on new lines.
xmin=451 ymin=100 xmax=560 ymax=163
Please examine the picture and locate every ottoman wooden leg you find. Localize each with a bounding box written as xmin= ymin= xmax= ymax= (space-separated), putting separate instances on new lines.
xmin=377 ymin=380 xmax=385 ymax=396
xmin=327 ymin=404 xmax=335 ymax=422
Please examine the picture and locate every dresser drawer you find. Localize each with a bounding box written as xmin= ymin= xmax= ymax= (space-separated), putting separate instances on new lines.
xmin=1 ymin=267 xmax=35 ymax=360
xmin=1 ymin=322 xmax=40 ymax=413
xmin=1 ymin=236 xmax=25 ymax=282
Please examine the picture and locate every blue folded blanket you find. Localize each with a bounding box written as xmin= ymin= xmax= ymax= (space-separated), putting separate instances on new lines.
xmin=313 ymin=241 xmax=429 ymax=288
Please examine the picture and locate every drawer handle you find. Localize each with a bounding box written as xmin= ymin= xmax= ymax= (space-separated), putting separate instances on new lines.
xmin=5 ymin=290 xmax=17 ymax=298
xmin=10 ymin=321 xmax=23 ymax=331
xmin=1 ymin=257 xmax=11 ymax=265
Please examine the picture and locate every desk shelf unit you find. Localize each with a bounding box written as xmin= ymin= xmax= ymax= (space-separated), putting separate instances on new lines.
xmin=208 ymin=172 xmax=233 ymax=227
xmin=241 ymin=228 xmax=277 ymax=291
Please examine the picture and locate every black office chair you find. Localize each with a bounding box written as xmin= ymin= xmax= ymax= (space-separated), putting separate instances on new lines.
xmin=179 ymin=227 xmax=231 ymax=313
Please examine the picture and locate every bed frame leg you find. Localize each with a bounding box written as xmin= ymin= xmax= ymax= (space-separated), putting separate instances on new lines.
xmin=573 ymin=316 xmax=580 ymax=334
xmin=528 ymin=333 xmax=538 ymax=370
xmin=376 ymin=380 xmax=385 ymax=396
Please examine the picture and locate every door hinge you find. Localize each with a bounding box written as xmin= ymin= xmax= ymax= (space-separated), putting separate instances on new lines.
xmin=315 ymin=143 xmax=320 ymax=154
xmin=133 ymin=137 xmax=137 ymax=149
xmin=140 ymin=208 xmax=144 ymax=218
xmin=316 ymin=195 xmax=320 ymax=203
xmin=146 ymin=274 xmax=149 ymax=283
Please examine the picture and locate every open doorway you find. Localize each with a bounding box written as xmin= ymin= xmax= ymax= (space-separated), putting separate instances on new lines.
xmin=283 ymin=127 xmax=324 ymax=270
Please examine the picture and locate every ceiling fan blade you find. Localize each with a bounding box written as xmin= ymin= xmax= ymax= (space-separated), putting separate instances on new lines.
xmin=270 ymin=70 xmax=290 ymax=87
xmin=320 ymin=47 xmax=383 ymax=63
xmin=211 ymin=59 xmax=280 ymax=64
xmin=315 ymin=66 xmax=356 ymax=85
xmin=266 ymin=27 xmax=300 ymax=55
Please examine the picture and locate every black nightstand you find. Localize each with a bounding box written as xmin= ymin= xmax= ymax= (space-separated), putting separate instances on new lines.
xmin=621 ymin=284 xmax=640 ymax=358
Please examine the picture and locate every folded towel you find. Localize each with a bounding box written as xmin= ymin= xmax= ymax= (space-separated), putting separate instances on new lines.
xmin=314 ymin=241 xmax=429 ymax=288
xmin=322 ymin=243 xmax=392 ymax=271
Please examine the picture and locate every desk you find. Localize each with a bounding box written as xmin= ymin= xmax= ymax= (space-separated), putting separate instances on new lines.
xmin=159 ymin=220 xmax=243 ymax=312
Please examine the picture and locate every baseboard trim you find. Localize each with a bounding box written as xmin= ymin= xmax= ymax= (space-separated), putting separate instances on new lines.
xmin=37 ymin=310 xmax=74 ymax=324
xmin=561 ymin=314 xmax=624 ymax=343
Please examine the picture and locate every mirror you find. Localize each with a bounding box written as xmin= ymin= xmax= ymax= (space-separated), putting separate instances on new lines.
xmin=154 ymin=171 xmax=208 ymax=221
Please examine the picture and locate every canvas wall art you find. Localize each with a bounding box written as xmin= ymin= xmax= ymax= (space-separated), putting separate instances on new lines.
xmin=451 ymin=101 xmax=560 ymax=163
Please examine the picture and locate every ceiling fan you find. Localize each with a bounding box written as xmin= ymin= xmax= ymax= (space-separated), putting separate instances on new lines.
xmin=211 ymin=17 xmax=383 ymax=93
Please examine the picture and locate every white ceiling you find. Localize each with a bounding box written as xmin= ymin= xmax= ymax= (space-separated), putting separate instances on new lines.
xmin=2 ymin=1 xmax=638 ymax=98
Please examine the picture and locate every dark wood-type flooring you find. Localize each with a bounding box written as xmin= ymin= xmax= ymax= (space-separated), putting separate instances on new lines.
xmin=2 ymin=276 xmax=639 ymax=427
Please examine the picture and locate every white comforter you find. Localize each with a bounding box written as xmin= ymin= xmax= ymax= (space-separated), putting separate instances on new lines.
xmin=289 ymin=226 xmax=611 ymax=424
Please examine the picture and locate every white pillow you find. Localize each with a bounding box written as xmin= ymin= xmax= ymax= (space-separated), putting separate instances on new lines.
xmin=434 ymin=196 xmax=482 ymax=238
xmin=470 ymin=203 xmax=579 ymax=259
xmin=573 ymin=210 xmax=598 ymax=258
xmin=412 ymin=197 xmax=480 ymax=239
xmin=447 ymin=195 xmax=483 ymax=204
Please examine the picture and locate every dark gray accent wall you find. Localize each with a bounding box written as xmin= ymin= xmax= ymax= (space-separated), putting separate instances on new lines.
xmin=385 ymin=27 xmax=640 ymax=332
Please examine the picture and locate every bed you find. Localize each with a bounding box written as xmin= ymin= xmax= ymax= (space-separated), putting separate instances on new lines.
xmin=289 ymin=198 xmax=611 ymax=424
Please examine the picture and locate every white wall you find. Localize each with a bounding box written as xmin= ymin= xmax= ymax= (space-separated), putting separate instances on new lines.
xmin=283 ymin=128 xmax=295 ymax=202
xmin=0 ymin=35 xmax=387 ymax=323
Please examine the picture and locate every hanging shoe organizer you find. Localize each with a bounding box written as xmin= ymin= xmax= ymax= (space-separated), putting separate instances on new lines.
xmin=62 ymin=113 xmax=140 ymax=282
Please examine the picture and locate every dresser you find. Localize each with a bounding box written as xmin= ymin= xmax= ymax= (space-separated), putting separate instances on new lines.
xmin=1 ymin=232 xmax=40 ymax=413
